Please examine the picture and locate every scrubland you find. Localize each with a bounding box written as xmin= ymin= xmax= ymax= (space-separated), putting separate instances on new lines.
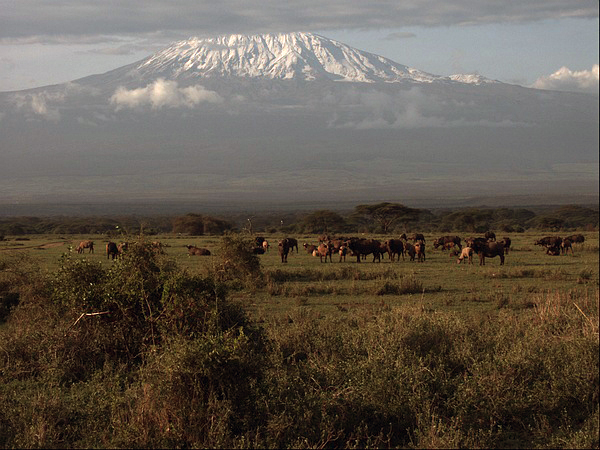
xmin=0 ymin=231 xmax=598 ymax=448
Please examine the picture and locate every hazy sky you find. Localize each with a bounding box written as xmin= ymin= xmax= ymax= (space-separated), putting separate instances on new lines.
xmin=0 ymin=0 xmax=598 ymax=93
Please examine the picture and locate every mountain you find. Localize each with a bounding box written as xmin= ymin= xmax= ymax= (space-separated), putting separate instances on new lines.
xmin=0 ymin=32 xmax=597 ymax=209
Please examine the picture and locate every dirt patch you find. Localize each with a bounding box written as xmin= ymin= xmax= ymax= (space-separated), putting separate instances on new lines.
xmin=0 ymin=241 xmax=67 ymax=251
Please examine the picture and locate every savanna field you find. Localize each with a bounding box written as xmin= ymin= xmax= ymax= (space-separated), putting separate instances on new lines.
xmin=0 ymin=227 xmax=598 ymax=448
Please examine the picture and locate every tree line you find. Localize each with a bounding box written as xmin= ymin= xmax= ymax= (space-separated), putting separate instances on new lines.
xmin=0 ymin=203 xmax=597 ymax=237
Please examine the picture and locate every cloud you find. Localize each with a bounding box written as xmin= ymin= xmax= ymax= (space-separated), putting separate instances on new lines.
xmin=110 ymin=78 xmax=223 ymax=110
xmin=11 ymin=90 xmax=64 ymax=121
xmin=532 ymin=64 xmax=599 ymax=93
xmin=384 ymin=32 xmax=417 ymax=40
xmin=1 ymin=1 xmax=597 ymax=40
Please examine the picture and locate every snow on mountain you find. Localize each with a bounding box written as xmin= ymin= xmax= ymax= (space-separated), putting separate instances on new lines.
xmin=132 ymin=32 xmax=450 ymax=84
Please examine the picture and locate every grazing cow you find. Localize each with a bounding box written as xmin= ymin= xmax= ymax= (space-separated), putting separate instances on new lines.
xmin=457 ymin=247 xmax=474 ymax=264
xmin=566 ymin=234 xmax=585 ymax=244
xmin=501 ymin=237 xmax=512 ymax=254
xmin=186 ymin=245 xmax=211 ymax=256
xmin=106 ymin=242 xmax=119 ymax=260
xmin=404 ymin=242 xmax=416 ymax=261
xmin=76 ymin=240 xmax=94 ymax=254
xmin=471 ymin=240 xmax=505 ymax=265
xmin=385 ymin=239 xmax=405 ymax=262
xmin=316 ymin=243 xmax=332 ymax=263
xmin=303 ymin=243 xmax=318 ymax=254
xmin=278 ymin=239 xmax=291 ymax=263
xmin=546 ymin=246 xmax=561 ymax=256
xmin=410 ymin=233 xmax=426 ymax=243
xmin=414 ymin=242 xmax=426 ymax=262
xmin=346 ymin=238 xmax=383 ymax=263
xmin=485 ymin=231 xmax=496 ymax=241
xmin=561 ymin=239 xmax=574 ymax=256
xmin=433 ymin=235 xmax=462 ymax=251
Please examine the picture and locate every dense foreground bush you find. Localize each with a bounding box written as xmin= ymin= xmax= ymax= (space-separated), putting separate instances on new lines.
xmin=0 ymin=238 xmax=598 ymax=448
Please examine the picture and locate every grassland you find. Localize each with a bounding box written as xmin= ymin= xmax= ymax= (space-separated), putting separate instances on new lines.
xmin=0 ymin=231 xmax=598 ymax=448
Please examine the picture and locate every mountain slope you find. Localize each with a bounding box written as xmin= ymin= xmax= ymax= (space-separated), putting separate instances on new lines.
xmin=0 ymin=32 xmax=596 ymax=206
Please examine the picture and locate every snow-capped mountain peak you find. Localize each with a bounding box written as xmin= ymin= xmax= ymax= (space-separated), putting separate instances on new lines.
xmin=133 ymin=32 xmax=442 ymax=83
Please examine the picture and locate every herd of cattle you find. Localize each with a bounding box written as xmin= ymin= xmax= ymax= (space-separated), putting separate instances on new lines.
xmin=266 ymin=231 xmax=585 ymax=266
xmin=73 ymin=232 xmax=585 ymax=266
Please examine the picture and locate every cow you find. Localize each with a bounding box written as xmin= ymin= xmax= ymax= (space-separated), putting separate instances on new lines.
xmin=316 ymin=243 xmax=332 ymax=263
xmin=566 ymin=234 xmax=585 ymax=244
xmin=117 ymin=242 xmax=128 ymax=254
xmin=76 ymin=240 xmax=94 ymax=254
xmin=501 ymin=237 xmax=512 ymax=254
xmin=414 ymin=242 xmax=426 ymax=262
xmin=186 ymin=245 xmax=211 ymax=256
xmin=561 ymin=239 xmax=574 ymax=256
xmin=262 ymin=240 xmax=270 ymax=252
xmin=345 ymin=238 xmax=383 ymax=263
xmin=410 ymin=233 xmax=426 ymax=243
xmin=471 ymin=240 xmax=505 ymax=265
xmin=285 ymin=237 xmax=299 ymax=253
xmin=535 ymin=236 xmax=563 ymax=248
xmin=465 ymin=237 xmax=487 ymax=248
xmin=485 ymin=231 xmax=496 ymax=241
xmin=457 ymin=247 xmax=474 ymax=264
xmin=433 ymin=235 xmax=462 ymax=251
xmin=338 ymin=245 xmax=348 ymax=262
xmin=255 ymin=236 xmax=266 ymax=247
xmin=303 ymin=243 xmax=319 ymax=255
xmin=385 ymin=239 xmax=405 ymax=262
xmin=278 ymin=239 xmax=291 ymax=263
xmin=404 ymin=242 xmax=416 ymax=261
xmin=106 ymin=242 xmax=119 ymax=260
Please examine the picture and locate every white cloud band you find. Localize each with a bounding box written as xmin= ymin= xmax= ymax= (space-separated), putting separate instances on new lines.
xmin=110 ymin=78 xmax=223 ymax=110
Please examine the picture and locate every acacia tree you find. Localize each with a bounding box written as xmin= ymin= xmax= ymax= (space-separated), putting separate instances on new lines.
xmin=354 ymin=202 xmax=421 ymax=233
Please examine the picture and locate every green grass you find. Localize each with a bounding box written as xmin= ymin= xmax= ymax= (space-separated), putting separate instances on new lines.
xmin=0 ymin=231 xmax=598 ymax=448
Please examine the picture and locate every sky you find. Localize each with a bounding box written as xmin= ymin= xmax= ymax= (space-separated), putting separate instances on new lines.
xmin=0 ymin=0 xmax=598 ymax=93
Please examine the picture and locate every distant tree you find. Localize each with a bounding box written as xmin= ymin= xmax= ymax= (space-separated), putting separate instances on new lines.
xmin=354 ymin=202 xmax=421 ymax=234
xmin=301 ymin=210 xmax=347 ymax=234
xmin=173 ymin=214 xmax=233 ymax=235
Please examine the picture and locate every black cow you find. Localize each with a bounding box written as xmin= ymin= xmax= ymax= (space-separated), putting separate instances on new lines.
xmin=471 ymin=240 xmax=505 ymax=265
xmin=485 ymin=231 xmax=496 ymax=241
xmin=285 ymin=237 xmax=299 ymax=253
xmin=346 ymin=238 xmax=383 ymax=263
xmin=106 ymin=242 xmax=119 ymax=260
xmin=410 ymin=233 xmax=426 ymax=243
xmin=566 ymin=234 xmax=585 ymax=244
xmin=385 ymin=239 xmax=405 ymax=262
xmin=278 ymin=239 xmax=291 ymax=263
xmin=501 ymin=237 xmax=512 ymax=254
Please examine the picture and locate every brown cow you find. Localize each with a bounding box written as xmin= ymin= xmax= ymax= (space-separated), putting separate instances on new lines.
xmin=76 ymin=240 xmax=94 ymax=254
xmin=404 ymin=242 xmax=416 ymax=261
xmin=433 ymin=235 xmax=462 ymax=251
xmin=414 ymin=242 xmax=426 ymax=262
xmin=316 ymin=243 xmax=332 ymax=263
xmin=186 ymin=245 xmax=211 ymax=256
xmin=456 ymin=247 xmax=474 ymax=264
xmin=561 ymin=239 xmax=574 ymax=256
xmin=410 ymin=233 xmax=426 ymax=243
xmin=303 ymin=243 xmax=318 ymax=254
xmin=485 ymin=231 xmax=496 ymax=241
xmin=471 ymin=240 xmax=505 ymax=265
xmin=566 ymin=234 xmax=585 ymax=244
